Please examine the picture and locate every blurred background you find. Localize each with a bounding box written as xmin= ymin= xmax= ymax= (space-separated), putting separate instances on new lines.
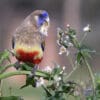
xmin=0 ymin=0 xmax=100 ymax=100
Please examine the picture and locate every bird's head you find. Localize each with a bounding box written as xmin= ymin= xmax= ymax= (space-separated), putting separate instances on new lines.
xmin=32 ymin=10 xmax=50 ymax=36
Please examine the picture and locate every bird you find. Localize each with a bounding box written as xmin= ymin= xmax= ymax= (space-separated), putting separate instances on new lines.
xmin=12 ymin=10 xmax=50 ymax=69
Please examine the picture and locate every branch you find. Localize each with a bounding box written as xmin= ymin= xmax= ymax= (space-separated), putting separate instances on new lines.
xmin=0 ymin=70 xmax=50 ymax=80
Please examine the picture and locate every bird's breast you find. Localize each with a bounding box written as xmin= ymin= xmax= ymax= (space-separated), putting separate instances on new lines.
xmin=14 ymin=44 xmax=43 ymax=64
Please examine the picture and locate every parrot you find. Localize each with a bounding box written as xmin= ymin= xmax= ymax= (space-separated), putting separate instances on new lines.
xmin=12 ymin=10 xmax=50 ymax=70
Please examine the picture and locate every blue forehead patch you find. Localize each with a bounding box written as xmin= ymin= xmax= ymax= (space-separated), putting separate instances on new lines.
xmin=38 ymin=11 xmax=48 ymax=26
xmin=41 ymin=11 xmax=48 ymax=18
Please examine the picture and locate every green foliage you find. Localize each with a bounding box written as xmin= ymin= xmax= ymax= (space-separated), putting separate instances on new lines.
xmin=43 ymin=65 xmax=78 ymax=100
xmin=0 ymin=50 xmax=13 ymax=74
xmin=0 ymin=96 xmax=23 ymax=100
xmin=21 ymin=76 xmax=36 ymax=88
xmin=0 ymin=25 xmax=99 ymax=100
xmin=0 ymin=50 xmax=10 ymax=64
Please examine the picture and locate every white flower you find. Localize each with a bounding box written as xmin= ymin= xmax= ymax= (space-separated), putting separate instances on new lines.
xmin=36 ymin=77 xmax=44 ymax=87
xmin=83 ymin=24 xmax=91 ymax=32
xmin=55 ymin=64 xmax=60 ymax=68
xmin=60 ymin=66 xmax=66 ymax=74
xmin=57 ymin=33 xmax=61 ymax=39
xmin=56 ymin=82 xmax=60 ymax=87
xmin=66 ymin=50 xmax=70 ymax=56
xmin=74 ymin=90 xmax=80 ymax=96
xmin=72 ymin=35 xmax=76 ymax=38
xmin=62 ymin=66 xmax=66 ymax=70
xmin=65 ymin=35 xmax=69 ymax=39
xmin=59 ymin=46 xmax=67 ymax=55
xmin=43 ymin=66 xmax=52 ymax=73
xmin=60 ymin=71 xmax=63 ymax=74
xmin=56 ymin=40 xmax=61 ymax=46
xmin=57 ymin=27 xmax=61 ymax=32
xmin=63 ymin=40 xmax=68 ymax=44
xmin=67 ymin=24 xmax=70 ymax=28
xmin=54 ymin=76 xmax=61 ymax=82
xmin=68 ymin=42 xmax=73 ymax=47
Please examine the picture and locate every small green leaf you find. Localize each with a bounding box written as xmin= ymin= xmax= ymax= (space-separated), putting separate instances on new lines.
xmin=0 ymin=64 xmax=14 ymax=74
xmin=0 ymin=96 xmax=23 ymax=100
xmin=52 ymin=64 xmax=62 ymax=76
xmin=86 ymin=96 xmax=96 ymax=100
xmin=0 ymin=50 xmax=10 ymax=64
xmin=76 ymin=52 xmax=83 ymax=64
xmin=42 ymin=85 xmax=52 ymax=97
xmin=81 ymin=49 xmax=92 ymax=59
xmin=21 ymin=75 xmax=36 ymax=88
xmin=20 ymin=63 xmax=33 ymax=71
xmin=62 ymin=81 xmax=76 ymax=94
xmin=68 ymin=28 xmax=76 ymax=36
xmin=95 ymin=73 xmax=100 ymax=84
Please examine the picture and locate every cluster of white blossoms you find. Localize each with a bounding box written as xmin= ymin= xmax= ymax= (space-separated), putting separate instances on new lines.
xmin=36 ymin=65 xmax=66 ymax=87
xmin=57 ymin=25 xmax=75 ymax=56
xmin=36 ymin=77 xmax=44 ymax=87
xmin=36 ymin=66 xmax=53 ymax=87
xmin=57 ymin=24 xmax=91 ymax=56
xmin=35 ymin=24 xmax=91 ymax=93
xmin=58 ymin=46 xmax=70 ymax=56
xmin=43 ymin=66 xmax=52 ymax=73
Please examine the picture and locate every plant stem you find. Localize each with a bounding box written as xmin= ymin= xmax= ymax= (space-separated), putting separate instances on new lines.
xmin=67 ymin=54 xmax=74 ymax=69
xmin=79 ymin=32 xmax=87 ymax=45
xmin=0 ymin=70 xmax=50 ymax=80
xmin=65 ymin=63 xmax=79 ymax=80
xmin=84 ymin=59 xmax=96 ymax=96
xmin=0 ymin=64 xmax=14 ymax=74
xmin=0 ymin=71 xmax=31 ymax=80
xmin=0 ymin=81 xmax=1 ymax=96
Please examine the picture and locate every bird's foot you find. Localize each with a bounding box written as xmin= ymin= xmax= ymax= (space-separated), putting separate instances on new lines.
xmin=29 ymin=64 xmax=38 ymax=78
xmin=14 ymin=61 xmax=20 ymax=70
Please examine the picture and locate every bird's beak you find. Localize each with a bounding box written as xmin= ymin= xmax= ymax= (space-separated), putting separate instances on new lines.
xmin=45 ymin=17 xmax=50 ymax=27
xmin=46 ymin=17 xmax=49 ymax=23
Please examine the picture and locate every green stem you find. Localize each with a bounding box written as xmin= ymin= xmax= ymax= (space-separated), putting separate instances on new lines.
xmin=0 ymin=71 xmax=31 ymax=80
xmin=65 ymin=63 xmax=78 ymax=80
xmin=84 ymin=59 xmax=96 ymax=95
xmin=68 ymin=54 xmax=74 ymax=69
xmin=0 ymin=64 xmax=15 ymax=74
xmin=9 ymin=86 xmax=12 ymax=96
xmin=42 ymin=85 xmax=52 ymax=96
xmin=0 ymin=80 xmax=3 ymax=96
xmin=0 ymin=70 xmax=50 ymax=80
xmin=0 ymin=81 xmax=1 ymax=96
xmin=79 ymin=32 xmax=87 ymax=45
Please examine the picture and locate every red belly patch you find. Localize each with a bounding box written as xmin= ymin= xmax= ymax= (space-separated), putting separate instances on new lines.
xmin=16 ymin=49 xmax=43 ymax=64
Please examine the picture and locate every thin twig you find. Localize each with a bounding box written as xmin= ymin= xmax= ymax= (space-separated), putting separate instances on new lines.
xmin=65 ymin=63 xmax=79 ymax=80
xmin=84 ymin=59 xmax=96 ymax=98
xmin=67 ymin=54 xmax=74 ymax=69
xmin=0 ymin=70 xmax=50 ymax=80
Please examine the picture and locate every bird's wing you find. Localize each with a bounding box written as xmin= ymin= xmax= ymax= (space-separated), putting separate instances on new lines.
xmin=12 ymin=36 xmax=15 ymax=49
xmin=41 ymin=40 xmax=45 ymax=52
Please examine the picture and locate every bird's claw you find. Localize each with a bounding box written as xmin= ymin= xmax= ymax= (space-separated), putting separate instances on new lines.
xmin=14 ymin=61 xmax=20 ymax=70
xmin=28 ymin=64 xmax=38 ymax=78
